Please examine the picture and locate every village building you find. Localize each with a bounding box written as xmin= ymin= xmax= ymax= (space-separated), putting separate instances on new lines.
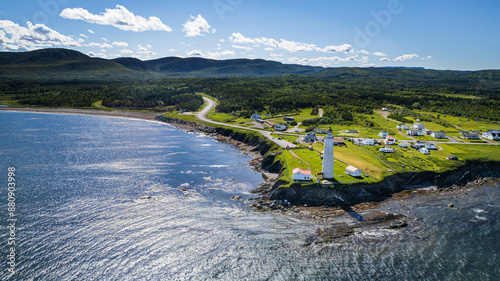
xmin=274 ymin=123 xmax=288 ymax=131
xmin=460 ymin=131 xmax=481 ymax=140
xmin=397 ymin=125 xmax=401 ymax=130
xmin=303 ymin=132 xmax=317 ymax=142
xmin=384 ymin=136 xmax=396 ymax=145
xmin=407 ymin=129 xmax=424 ymax=136
xmin=346 ymin=130 xmax=359 ymax=134
xmin=431 ymin=131 xmax=447 ymax=139
xmin=362 ymin=138 xmax=375 ymax=145
xmin=334 ymin=137 xmax=346 ymax=146
xmin=419 ymin=147 xmax=430 ymax=154
xmin=251 ymin=113 xmax=262 ymax=120
xmin=422 ymin=129 xmax=432 ymax=135
xmin=447 ymin=155 xmax=459 ymax=160
xmin=378 ymin=131 xmax=389 ymax=138
xmin=292 ymin=168 xmax=312 ymax=181
xmin=345 ymin=166 xmax=362 ymax=177
xmin=399 ymin=142 xmax=408 ymax=148
xmin=402 ymin=125 xmax=410 ymax=130
xmin=379 ymin=146 xmax=394 ymax=153
xmin=482 ymin=130 xmax=500 ymax=140
xmin=415 ymin=141 xmax=436 ymax=150
xmin=413 ymin=123 xmax=425 ymax=130
xmin=381 ymin=107 xmax=388 ymax=111
xmin=283 ymin=117 xmax=295 ymax=122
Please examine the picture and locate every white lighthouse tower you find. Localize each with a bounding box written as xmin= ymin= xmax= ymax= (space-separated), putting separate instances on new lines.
xmin=322 ymin=128 xmax=334 ymax=179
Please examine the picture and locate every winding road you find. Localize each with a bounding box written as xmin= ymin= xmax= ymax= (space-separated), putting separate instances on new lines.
xmin=197 ymin=97 xmax=297 ymax=148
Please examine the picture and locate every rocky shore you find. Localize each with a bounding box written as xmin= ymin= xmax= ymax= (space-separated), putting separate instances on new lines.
xmin=154 ymin=115 xmax=500 ymax=244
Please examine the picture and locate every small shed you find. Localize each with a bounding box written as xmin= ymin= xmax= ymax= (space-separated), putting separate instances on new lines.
xmin=345 ymin=166 xmax=362 ymax=177
xmin=292 ymin=168 xmax=312 ymax=181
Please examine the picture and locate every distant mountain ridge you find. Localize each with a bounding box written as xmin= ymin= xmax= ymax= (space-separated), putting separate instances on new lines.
xmin=0 ymin=48 xmax=323 ymax=81
xmin=0 ymin=48 xmax=498 ymax=82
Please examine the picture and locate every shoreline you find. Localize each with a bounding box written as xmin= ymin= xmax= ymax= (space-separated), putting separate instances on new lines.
xmin=0 ymin=107 xmax=160 ymax=122
xmin=3 ymin=107 xmax=499 ymax=244
xmin=0 ymin=107 xmax=280 ymax=189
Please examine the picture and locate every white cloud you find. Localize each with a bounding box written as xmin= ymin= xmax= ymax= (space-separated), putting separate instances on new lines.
xmin=206 ymin=50 xmax=235 ymax=59
xmin=79 ymin=33 xmax=88 ymax=38
xmin=78 ymin=38 xmax=85 ymax=43
xmin=286 ymin=55 xmax=360 ymax=67
xmin=185 ymin=49 xmax=235 ymax=59
xmin=187 ymin=49 xmax=203 ymax=56
xmin=60 ymin=5 xmax=172 ymax=32
xmin=101 ymin=37 xmax=108 ymax=42
xmin=87 ymin=51 xmax=107 ymax=58
xmin=318 ymin=44 xmax=353 ymax=53
xmin=360 ymin=49 xmax=369 ymax=55
xmin=0 ymin=20 xmax=80 ymax=51
xmin=137 ymin=44 xmax=155 ymax=55
xmin=182 ymin=14 xmax=212 ymax=37
xmin=229 ymin=32 xmax=352 ymax=54
xmin=168 ymin=48 xmax=176 ymax=52
xmin=88 ymin=29 xmax=94 ymax=34
xmin=120 ymin=48 xmax=133 ymax=54
xmin=393 ymin=53 xmax=419 ymax=61
xmin=379 ymin=57 xmax=390 ymax=61
xmin=232 ymin=44 xmax=253 ymax=51
xmin=112 ymin=41 xmax=128 ymax=47
xmin=427 ymin=56 xmax=432 ymax=59
xmin=372 ymin=52 xmax=387 ymax=57
xmin=86 ymin=42 xmax=113 ymax=48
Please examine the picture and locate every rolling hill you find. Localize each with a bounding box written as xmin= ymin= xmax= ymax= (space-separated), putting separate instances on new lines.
xmin=0 ymin=48 xmax=323 ymax=81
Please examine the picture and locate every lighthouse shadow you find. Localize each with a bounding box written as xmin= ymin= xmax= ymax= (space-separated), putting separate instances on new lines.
xmin=341 ymin=205 xmax=365 ymax=222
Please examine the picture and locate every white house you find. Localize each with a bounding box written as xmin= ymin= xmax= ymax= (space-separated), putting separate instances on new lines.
xmin=482 ymin=130 xmax=500 ymax=140
xmin=419 ymin=147 xmax=429 ymax=154
xmin=381 ymin=107 xmax=388 ymax=111
xmin=292 ymin=168 xmax=312 ymax=181
xmin=431 ymin=131 xmax=447 ymax=139
xmin=362 ymin=138 xmax=375 ymax=145
xmin=425 ymin=143 xmax=436 ymax=150
xmin=378 ymin=131 xmax=389 ymax=138
xmin=413 ymin=123 xmax=425 ymax=130
xmin=402 ymin=125 xmax=410 ymax=130
xmin=399 ymin=142 xmax=408 ymax=148
xmin=384 ymin=136 xmax=396 ymax=145
xmin=396 ymin=125 xmax=401 ymax=130
xmin=379 ymin=146 xmax=394 ymax=153
xmin=407 ymin=129 xmax=424 ymax=136
xmin=345 ymin=166 xmax=362 ymax=177
xmin=422 ymin=129 xmax=432 ymax=135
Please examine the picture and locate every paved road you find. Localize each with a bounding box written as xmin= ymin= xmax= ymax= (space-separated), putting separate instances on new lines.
xmin=197 ymin=97 xmax=297 ymax=148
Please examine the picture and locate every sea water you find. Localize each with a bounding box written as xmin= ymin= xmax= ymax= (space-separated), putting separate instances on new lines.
xmin=0 ymin=111 xmax=498 ymax=280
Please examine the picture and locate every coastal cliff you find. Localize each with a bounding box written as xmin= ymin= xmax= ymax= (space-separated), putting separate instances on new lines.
xmin=269 ymin=161 xmax=500 ymax=206
xmin=155 ymin=115 xmax=500 ymax=208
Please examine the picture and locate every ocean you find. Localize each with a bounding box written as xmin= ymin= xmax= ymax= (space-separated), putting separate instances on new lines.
xmin=0 ymin=111 xmax=498 ymax=280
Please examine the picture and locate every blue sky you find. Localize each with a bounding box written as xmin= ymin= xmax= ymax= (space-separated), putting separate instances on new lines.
xmin=0 ymin=0 xmax=498 ymax=70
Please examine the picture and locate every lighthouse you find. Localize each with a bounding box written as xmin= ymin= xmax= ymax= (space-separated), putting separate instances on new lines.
xmin=322 ymin=128 xmax=334 ymax=179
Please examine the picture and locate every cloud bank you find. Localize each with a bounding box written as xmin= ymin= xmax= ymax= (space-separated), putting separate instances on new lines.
xmin=60 ymin=5 xmax=172 ymax=32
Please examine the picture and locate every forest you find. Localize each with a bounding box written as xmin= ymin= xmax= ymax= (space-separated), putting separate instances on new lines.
xmin=1 ymin=67 xmax=499 ymax=123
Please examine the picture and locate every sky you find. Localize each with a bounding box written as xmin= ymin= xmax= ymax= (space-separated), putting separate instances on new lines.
xmin=0 ymin=0 xmax=499 ymax=70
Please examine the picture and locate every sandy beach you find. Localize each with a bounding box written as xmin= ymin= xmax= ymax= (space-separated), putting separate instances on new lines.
xmin=0 ymin=107 xmax=160 ymax=122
